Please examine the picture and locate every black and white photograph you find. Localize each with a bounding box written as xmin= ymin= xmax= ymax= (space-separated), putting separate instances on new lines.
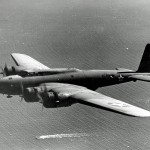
xmin=0 ymin=0 xmax=150 ymax=149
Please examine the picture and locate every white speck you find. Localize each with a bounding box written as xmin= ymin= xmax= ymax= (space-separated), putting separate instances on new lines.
xmin=126 ymin=48 xmax=128 ymax=50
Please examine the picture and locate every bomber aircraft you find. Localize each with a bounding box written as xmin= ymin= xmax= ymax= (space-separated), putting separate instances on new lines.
xmin=1 ymin=44 xmax=150 ymax=117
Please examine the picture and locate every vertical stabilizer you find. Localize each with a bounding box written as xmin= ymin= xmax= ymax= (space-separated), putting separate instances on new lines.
xmin=137 ymin=44 xmax=150 ymax=72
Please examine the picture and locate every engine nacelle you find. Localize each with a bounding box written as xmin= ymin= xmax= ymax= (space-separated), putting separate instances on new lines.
xmin=4 ymin=66 xmax=27 ymax=76
xmin=24 ymin=87 xmax=40 ymax=102
xmin=42 ymin=92 xmax=73 ymax=108
xmin=23 ymin=86 xmax=74 ymax=108
xmin=23 ymin=87 xmax=57 ymax=108
xmin=12 ymin=66 xmax=28 ymax=76
xmin=4 ymin=66 xmax=13 ymax=76
xmin=42 ymin=92 xmax=57 ymax=108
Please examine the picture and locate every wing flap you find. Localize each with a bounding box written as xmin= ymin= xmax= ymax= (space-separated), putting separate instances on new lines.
xmin=43 ymin=83 xmax=150 ymax=117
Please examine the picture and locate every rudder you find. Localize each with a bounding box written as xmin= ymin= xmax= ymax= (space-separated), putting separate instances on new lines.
xmin=137 ymin=44 xmax=150 ymax=72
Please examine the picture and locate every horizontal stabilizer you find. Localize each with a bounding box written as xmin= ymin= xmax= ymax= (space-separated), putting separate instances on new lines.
xmin=11 ymin=53 xmax=50 ymax=70
xmin=129 ymin=75 xmax=150 ymax=82
xmin=116 ymin=68 xmax=134 ymax=73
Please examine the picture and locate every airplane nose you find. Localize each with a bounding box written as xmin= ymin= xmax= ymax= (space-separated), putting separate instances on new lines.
xmin=0 ymin=78 xmax=12 ymax=94
xmin=0 ymin=75 xmax=23 ymax=94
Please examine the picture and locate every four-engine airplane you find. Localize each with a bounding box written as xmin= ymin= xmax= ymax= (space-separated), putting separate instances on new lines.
xmin=1 ymin=44 xmax=150 ymax=117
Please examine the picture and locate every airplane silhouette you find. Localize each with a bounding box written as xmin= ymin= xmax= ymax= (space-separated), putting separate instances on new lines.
xmin=1 ymin=44 xmax=150 ymax=117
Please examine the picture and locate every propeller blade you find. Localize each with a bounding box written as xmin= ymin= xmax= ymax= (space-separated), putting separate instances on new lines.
xmin=35 ymin=91 xmax=44 ymax=111
xmin=0 ymin=66 xmax=5 ymax=77
xmin=0 ymin=63 xmax=8 ymax=77
xmin=20 ymin=96 xmax=23 ymax=102
xmin=34 ymin=88 xmax=47 ymax=111
xmin=34 ymin=88 xmax=43 ymax=103
xmin=3 ymin=63 xmax=8 ymax=77
xmin=20 ymin=80 xmax=24 ymax=98
xmin=0 ymin=68 xmax=3 ymax=74
xmin=19 ymin=80 xmax=24 ymax=102
xmin=42 ymin=104 xmax=44 ymax=111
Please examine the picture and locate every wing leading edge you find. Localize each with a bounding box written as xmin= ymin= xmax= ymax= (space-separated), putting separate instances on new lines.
xmin=42 ymin=83 xmax=150 ymax=117
xmin=11 ymin=53 xmax=50 ymax=70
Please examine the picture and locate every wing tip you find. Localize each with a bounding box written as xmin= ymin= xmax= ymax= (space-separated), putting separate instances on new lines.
xmin=11 ymin=53 xmax=25 ymax=56
xmin=129 ymin=109 xmax=150 ymax=117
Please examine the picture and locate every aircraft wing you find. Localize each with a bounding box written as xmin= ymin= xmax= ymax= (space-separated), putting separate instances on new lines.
xmin=11 ymin=53 xmax=50 ymax=70
xmin=43 ymin=83 xmax=150 ymax=117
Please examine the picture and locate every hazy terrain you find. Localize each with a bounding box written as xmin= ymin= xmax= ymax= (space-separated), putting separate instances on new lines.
xmin=0 ymin=0 xmax=150 ymax=149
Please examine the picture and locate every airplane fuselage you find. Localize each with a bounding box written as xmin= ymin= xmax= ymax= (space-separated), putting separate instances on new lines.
xmin=0 ymin=69 xmax=134 ymax=95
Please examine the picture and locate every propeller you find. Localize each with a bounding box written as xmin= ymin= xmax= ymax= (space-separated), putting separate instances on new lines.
xmin=0 ymin=65 xmax=6 ymax=77
xmin=20 ymin=80 xmax=24 ymax=102
xmin=3 ymin=63 xmax=8 ymax=76
xmin=33 ymin=87 xmax=44 ymax=110
xmin=34 ymin=88 xmax=57 ymax=110
xmin=0 ymin=63 xmax=10 ymax=77
xmin=0 ymin=67 xmax=4 ymax=76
